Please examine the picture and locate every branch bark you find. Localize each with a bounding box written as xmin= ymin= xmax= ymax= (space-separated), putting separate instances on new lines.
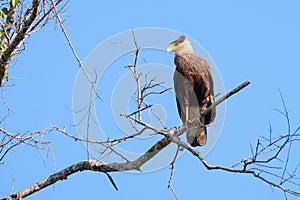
xmin=1 ymin=160 xmax=116 ymax=200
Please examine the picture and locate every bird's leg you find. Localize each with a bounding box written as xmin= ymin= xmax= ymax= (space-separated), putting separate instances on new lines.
xmin=184 ymin=93 xmax=189 ymax=128
xmin=185 ymin=105 xmax=189 ymax=127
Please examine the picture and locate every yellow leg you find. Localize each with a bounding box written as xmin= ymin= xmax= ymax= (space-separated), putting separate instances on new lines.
xmin=185 ymin=105 xmax=189 ymax=127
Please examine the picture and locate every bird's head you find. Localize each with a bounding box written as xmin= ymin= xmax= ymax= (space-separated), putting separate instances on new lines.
xmin=167 ymin=35 xmax=193 ymax=55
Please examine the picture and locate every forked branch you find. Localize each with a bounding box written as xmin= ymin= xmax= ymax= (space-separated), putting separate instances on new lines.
xmin=1 ymin=80 xmax=250 ymax=200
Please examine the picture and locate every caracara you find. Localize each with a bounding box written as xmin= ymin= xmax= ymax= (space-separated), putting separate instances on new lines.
xmin=167 ymin=35 xmax=216 ymax=147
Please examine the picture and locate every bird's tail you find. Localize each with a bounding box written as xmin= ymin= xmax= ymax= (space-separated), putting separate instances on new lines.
xmin=187 ymin=125 xmax=207 ymax=147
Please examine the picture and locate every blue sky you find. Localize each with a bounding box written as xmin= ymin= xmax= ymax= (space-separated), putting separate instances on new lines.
xmin=1 ymin=0 xmax=300 ymax=199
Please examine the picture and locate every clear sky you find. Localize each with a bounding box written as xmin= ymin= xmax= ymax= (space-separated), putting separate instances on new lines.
xmin=1 ymin=0 xmax=300 ymax=199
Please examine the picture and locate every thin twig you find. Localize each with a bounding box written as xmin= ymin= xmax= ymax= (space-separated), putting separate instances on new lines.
xmin=168 ymin=143 xmax=180 ymax=200
xmin=163 ymin=132 xmax=300 ymax=197
xmin=50 ymin=0 xmax=94 ymax=84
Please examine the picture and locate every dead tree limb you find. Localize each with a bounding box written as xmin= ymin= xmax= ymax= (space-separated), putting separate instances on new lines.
xmin=1 ymin=80 xmax=250 ymax=200
xmin=163 ymin=132 xmax=300 ymax=197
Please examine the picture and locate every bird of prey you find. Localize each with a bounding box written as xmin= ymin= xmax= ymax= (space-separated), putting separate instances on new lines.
xmin=167 ymin=35 xmax=216 ymax=147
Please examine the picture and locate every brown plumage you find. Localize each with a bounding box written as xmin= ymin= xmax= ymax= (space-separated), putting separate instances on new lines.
xmin=167 ymin=35 xmax=216 ymax=147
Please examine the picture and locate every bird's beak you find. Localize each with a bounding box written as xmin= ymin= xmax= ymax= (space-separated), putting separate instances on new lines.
xmin=167 ymin=43 xmax=177 ymax=53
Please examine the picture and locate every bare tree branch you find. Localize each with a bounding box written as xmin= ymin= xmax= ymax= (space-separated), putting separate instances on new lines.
xmin=162 ymin=130 xmax=300 ymax=197
xmin=0 ymin=127 xmax=51 ymax=163
xmin=0 ymin=80 xmax=250 ymax=200
xmin=1 ymin=160 xmax=117 ymax=200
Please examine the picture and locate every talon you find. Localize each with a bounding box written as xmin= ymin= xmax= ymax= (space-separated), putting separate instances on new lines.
xmin=202 ymin=95 xmax=214 ymax=104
